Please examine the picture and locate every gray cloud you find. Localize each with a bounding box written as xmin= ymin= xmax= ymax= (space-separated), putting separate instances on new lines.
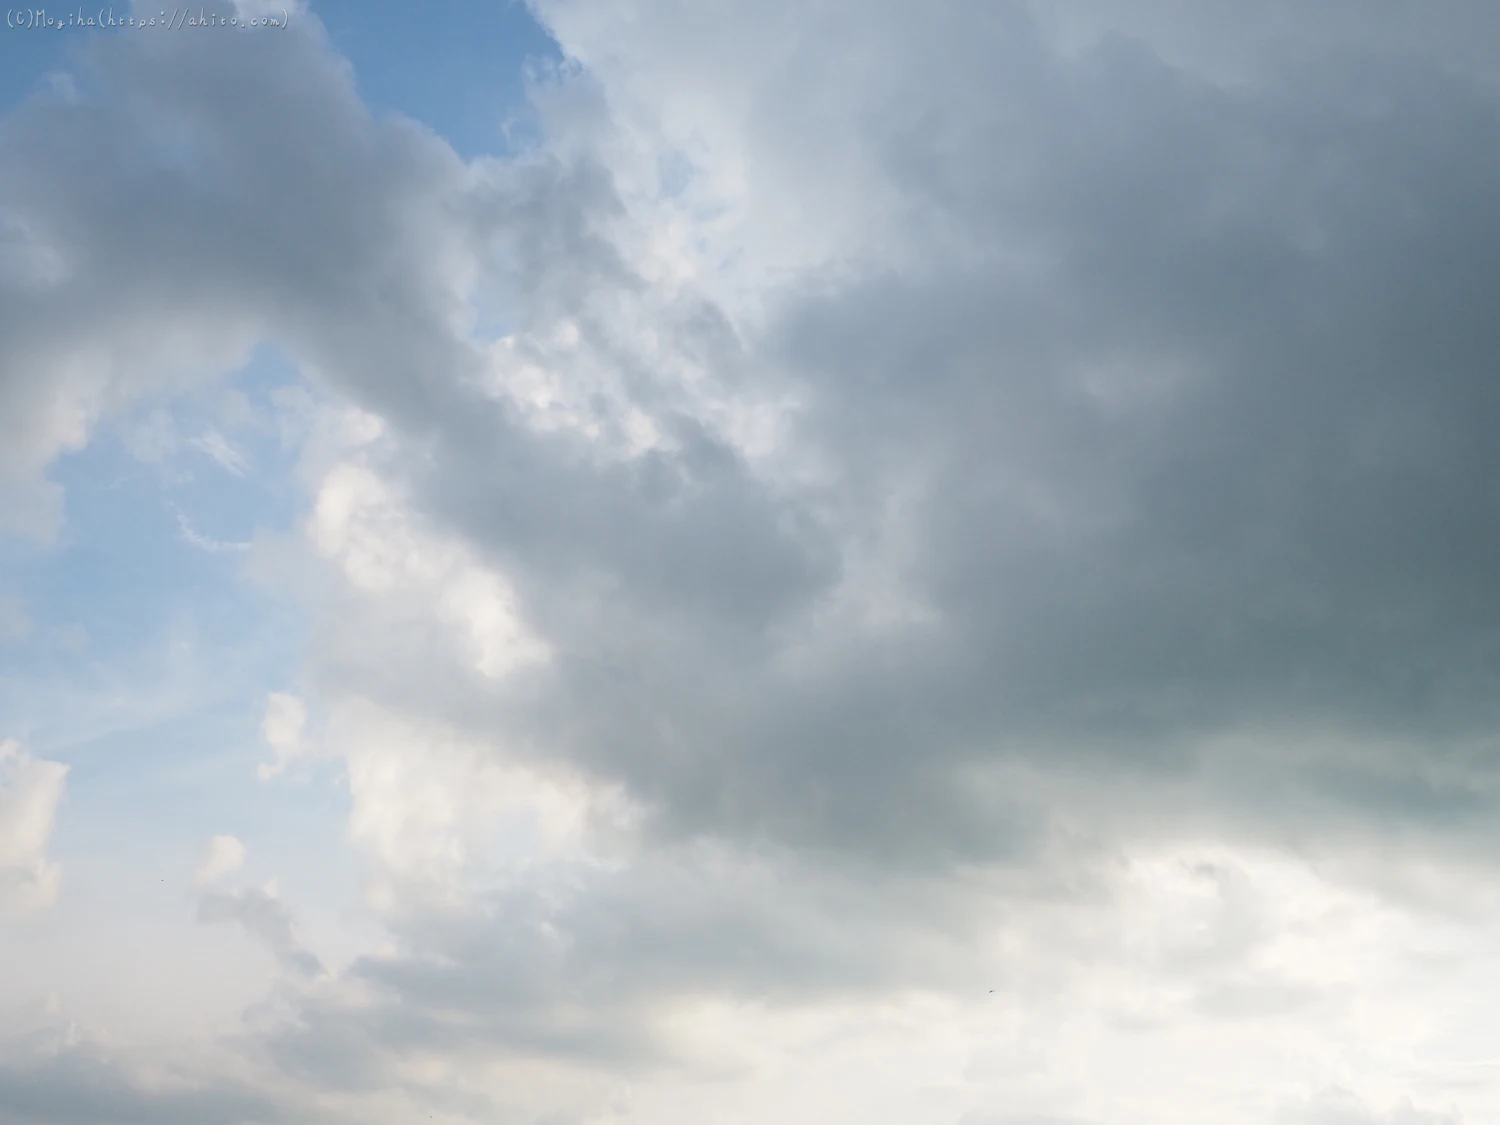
xmin=328 ymin=7 xmax=1500 ymax=875
xmin=6 ymin=0 xmax=1500 ymax=1120
xmin=6 ymin=0 xmax=1500 ymax=871
xmin=197 ymin=888 xmax=324 ymax=980
xmin=0 ymin=1043 xmax=290 ymax=1125
xmin=250 ymin=846 xmax=1032 ymax=1080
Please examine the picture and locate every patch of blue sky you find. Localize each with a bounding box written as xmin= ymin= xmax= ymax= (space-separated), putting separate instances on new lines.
xmin=0 ymin=12 xmax=83 ymax=109
xmin=0 ymin=4 xmax=196 ymax=110
xmin=311 ymin=0 xmax=560 ymax=159
xmin=0 ymin=363 xmax=379 ymax=950
xmin=3 ymin=0 xmax=560 ymax=159
xmin=1 ymin=347 xmax=304 ymax=692
xmin=0 ymin=346 xmax=324 ymax=878
xmin=0 ymin=0 xmax=550 ymax=918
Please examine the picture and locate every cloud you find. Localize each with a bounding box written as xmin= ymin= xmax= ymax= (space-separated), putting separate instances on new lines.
xmin=187 ymin=430 xmax=252 ymax=477
xmin=257 ymin=693 xmax=307 ymax=780
xmin=0 ymin=1046 xmax=291 ymax=1125
xmin=327 ymin=701 xmax=632 ymax=914
xmin=205 ymin=0 xmax=1500 ymax=884
xmin=0 ymin=0 xmax=480 ymax=539
xmin=1279 ymin=1089 xmax=1463 ymax=1125
xmin=0 ymin=741 xmax=67 ymax=914
xmin=6 ymin=0 xmax=1500 ymax=1122
xmin=194 ymin=835 xmax=247 ymax=888
xmin=196 ymin=884 xmax=325 ymax=981
xmin=172 ymin=505 xmax=252 ymax=554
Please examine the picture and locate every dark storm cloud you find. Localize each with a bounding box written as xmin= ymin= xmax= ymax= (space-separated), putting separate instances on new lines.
xmin=65 ymin=0 xmax=1477 ymax=887
xmin=5 ymin=0 xmax=1499 ymax=871
xmin=343 ymin=13 xmax=1500 ymax=867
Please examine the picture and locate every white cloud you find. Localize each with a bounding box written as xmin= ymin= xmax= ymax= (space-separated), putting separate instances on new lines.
xmin=258 ymin=693 xmax=307 ymax=780
xmin=188 ymin=429 xmax=253 ymax=477
xmin=303 ymin=451 xmax=550 ymax=683
xmin=0 ymin=740 xmax=68 ymax=914
xmin=173 ymin=505 xmax=252 ymax=554
xmin=1278 ymin=1089 xmax=1464 ymax=1125
xmin=194 ymin=835 xmax=247 ymax=888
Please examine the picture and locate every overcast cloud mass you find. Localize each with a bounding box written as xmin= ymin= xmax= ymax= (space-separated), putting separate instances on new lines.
xmin=3 ymin=1 xmax=1500 ymax=1121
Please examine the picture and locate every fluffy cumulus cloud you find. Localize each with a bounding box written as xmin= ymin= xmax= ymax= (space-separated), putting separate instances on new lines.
xmin=0 ymin=741 xmax=67 ymax=914
xmin=257 ymin=694 xmax=307 ymax=780
xmin=4 ymin=0 xmax=1500 ymax=1121
xmin=195 ymin=835 xmax=247 ymax=887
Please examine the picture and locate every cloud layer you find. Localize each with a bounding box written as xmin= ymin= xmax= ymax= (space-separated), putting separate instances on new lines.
xmin=2 ymin=0 xmax=1500 ymax=1122
xmin=0 ymin=741 xmax=67 ymax=914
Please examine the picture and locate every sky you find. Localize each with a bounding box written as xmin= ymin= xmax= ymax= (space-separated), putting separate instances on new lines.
xmin=2 ymin=1 xmax=1500 ymax=1123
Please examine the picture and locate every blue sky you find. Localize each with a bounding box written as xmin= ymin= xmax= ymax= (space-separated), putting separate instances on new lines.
xmin=4 ymin=3 xmax=1500 ymax=1124
xmin=0 ymin=1 xmax=558 ymax=975
xmin=1 ymin=0 xmax=558 ymax=155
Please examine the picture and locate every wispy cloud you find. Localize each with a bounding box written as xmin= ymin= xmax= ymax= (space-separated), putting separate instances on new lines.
xmin=171 ymin=505 xmax=251 ymax=554
xmin=194 ymin=834 xmax=246 ymax=888
xmin=188 ymin=430 xmax=252 ymax=477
